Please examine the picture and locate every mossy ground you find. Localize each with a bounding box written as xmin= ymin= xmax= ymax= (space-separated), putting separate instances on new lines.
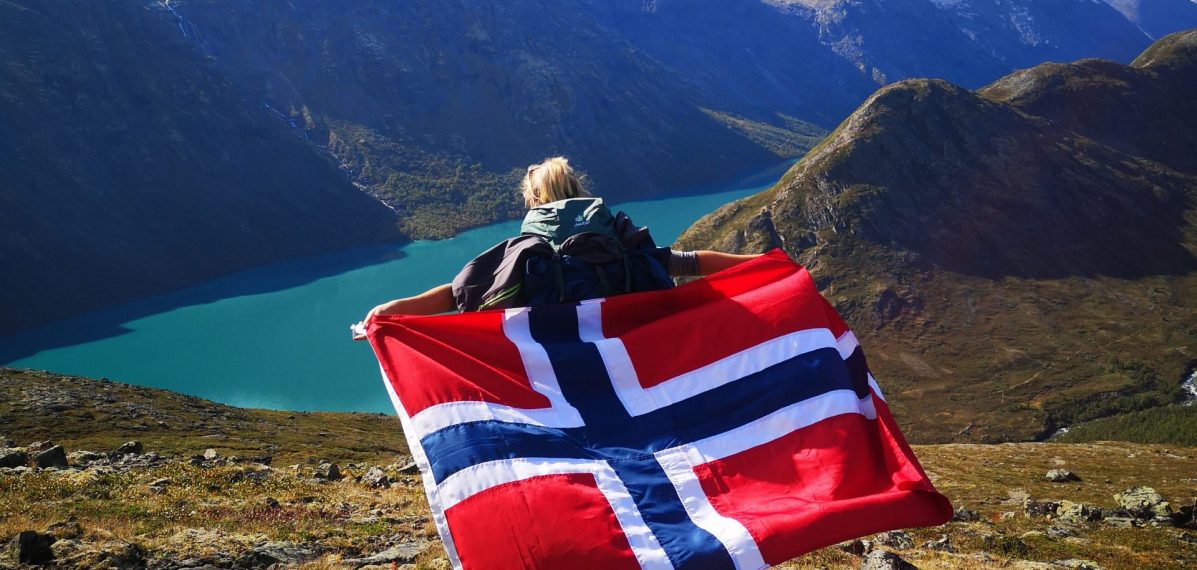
xmin=3 ymin=370 xmax=1195 ymax=568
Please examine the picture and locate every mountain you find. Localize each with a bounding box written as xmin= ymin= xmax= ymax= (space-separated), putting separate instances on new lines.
xmin=678 ymin=30 xmax=1197 ymax=443
xmin=1101 ymin=0 xmax=1197 ymax=39
xmin=4 ymin=0 xmax=1193 ymax=335
xmin=0 ymin=1 xmax=399 ymax=336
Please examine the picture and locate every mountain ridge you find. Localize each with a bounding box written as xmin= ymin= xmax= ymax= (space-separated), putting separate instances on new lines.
xmin=678 ymin=29 xmax=1197 ymax=443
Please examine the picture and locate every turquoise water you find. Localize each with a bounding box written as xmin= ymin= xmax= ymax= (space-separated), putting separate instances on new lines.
xmin=2 ymin=164 xmax=788 ymax=413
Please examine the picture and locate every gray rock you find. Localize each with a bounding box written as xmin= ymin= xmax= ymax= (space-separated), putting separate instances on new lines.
xmin=1057 ymin=501 xmax=1102 ymax=524
xmin=26 ymin=440 xmax=53 ymax=453
xmin=396 ymin=459 xmax=419 ymax=474
xmin=346 ymin=542 xmax=430 ymax=566
xmin=1053 ymin=559 xmax=1104 ymax=570
xmin=1046 ymin=469 xmax=1080 ymax=483
xmin=362 ymin=466 xmax=391 ymax=489
xmin=67 ymin=450 xmax=107 ymax=465
xmin=115 ymin=440 xmax=143 ymax=455
xmin=837 ymin=539 xmax=868 ymax=555
xmin=1104 ymin=516 xmax=1139 ymax=528
xmin=952 ymin=507 xmax=980 ymax=522
xmin=923 ymin=534 xmax=954 ymax=552
xmin=314 ymin=462 xmax=343 ymax=481
xmin=871 ymin=530 xmax=914 ymax=550
xmin=1046 ymin=525 xmax=1079 ymax=539
xmin=34 ymin=445 xmax=68 ymax=469
xmin=238 ymin=541 xmax=312 ymax=567
xmin=0 ymin=449 xmax=28 ymax=468
xmin=1114 ymin=486 xmax=1172 ymax=521
xmin=45 ymin=518 xmax=83 ymax=540
xmin=1023 ymin=498 xmax=1060 ymax=518
xmin=18 ymin=530 xmax=56 ymax=564
xmin=202 ymin=448 xmax=219 ymax=461
xmin=861 ymin=549 xmax=918 ymax=570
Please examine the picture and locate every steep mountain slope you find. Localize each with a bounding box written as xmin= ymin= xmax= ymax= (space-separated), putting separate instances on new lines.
xmin=5 ymin=0 xmax=1194 ymax=336
xmin=678 ymin=30 xmax=1197 ymax=443
xmin=1102 ymin=0 xmax=1197 ymax=39
xmin=160 ymin=0 xmax=814 ymax=238
xmin=0 ymin=1 xmax=399 ymax=336
xmin=147 ymin=0 xmax=1185 ymax=237
xmin=769 ymin=0 xmax=1154 ymax=88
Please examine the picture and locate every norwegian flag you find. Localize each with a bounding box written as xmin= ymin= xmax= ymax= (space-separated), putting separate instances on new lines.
xmin=366 ymin=249 xmax=952 ymax=569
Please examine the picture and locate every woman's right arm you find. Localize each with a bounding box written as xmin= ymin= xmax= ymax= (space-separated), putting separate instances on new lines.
xmin=669 ymin=250 xmax=761 ymax=277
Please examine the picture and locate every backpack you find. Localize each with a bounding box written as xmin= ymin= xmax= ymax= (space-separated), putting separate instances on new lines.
xmin=450 ymin=198 xmax=674 ymax=312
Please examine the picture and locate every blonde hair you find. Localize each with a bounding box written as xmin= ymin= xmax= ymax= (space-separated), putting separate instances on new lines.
xmin=521 ymin=156 xmax=588 ymax=208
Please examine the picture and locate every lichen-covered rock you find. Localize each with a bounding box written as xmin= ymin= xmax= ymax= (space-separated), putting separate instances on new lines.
xmin=861 ymin=549 xmax=918 ymax=570
xmin=314 ymin=462 xmax=342 ymax=481
xmin=1114 ymin=486 xmax=1172 ymax=521
xmin=1023 ymin=498 xmax=1060 ymax=517
xmin=346 ymin=542 xmax=430 ymax=566
xmin=952 ymin=507 xmax=980 ymax=522
xmin=1057 ymin=501 xmax=1102 ymax=524
xmin=871 ymin=530 xmax=914 ymax=550
xmin=362 ymin=466 xmax=391 ymax=489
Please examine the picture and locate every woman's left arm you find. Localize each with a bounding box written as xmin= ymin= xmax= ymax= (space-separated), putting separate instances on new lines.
xmin=354 ymin=284 xmax=455 ymax=340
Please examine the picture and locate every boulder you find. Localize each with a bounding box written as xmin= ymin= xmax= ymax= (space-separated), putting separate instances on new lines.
xmin=837 ymin=539 xmax=868 ymax=556
xmin=861 ymin=550 xmax=918 ymax=570
xmin=346 ymin=542 xmax=430 ymax=566
xmin=951 ymin=507 xmax=980 ymax=522
xmin=362 ymin=466 xmax=391 ymax=489
xmin=1053 ymin=560 xmax=1104 ymax=570
xmin=202 ymin=448 xmax=219 ymax=461
xmin=923 ymin=534 xmax=954 ymax=552
xmin=0 ymin=449 xmax=28 ymax=468
xmin=1057 ymin=501 xmax=1102 ymax=524
xmin=871 ymin=531 xmax=914 ymax=550
xmin=46 ymin=518 xmax=83 ymax=540
xmin=1104 ymin=516 xmax=1139 ymax=528
xmin=237 ymin=541 xmax=312 ymax=567
xmin=115 ymin=441 xmax=143 ymax=455
xmin=314 ymin=462 xmax=343 ymax=481
xmin=1046 ymin=469 xmax=1080 ymax=483
xmin=1114 ymin=487 xmax=1172 ymax=521
xmin=396 ymin=459 xmax=419 ymax=474
xmin=17 ymin=530 xmax=56 ymax=564
xmin=1023 ymin=498 xmax=1060 ymax=518
xmin=34 ymin=445 xmax=68 ymax=469
xmin=67 ymin=450 xmax=106 ymax=465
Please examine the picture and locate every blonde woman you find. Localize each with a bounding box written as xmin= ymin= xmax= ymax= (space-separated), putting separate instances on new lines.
xmin=358 ymin=157 xmax=757 ymax=325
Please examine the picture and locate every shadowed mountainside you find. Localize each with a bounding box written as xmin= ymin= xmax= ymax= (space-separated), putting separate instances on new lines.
xmin=0 ymin=1 xmax=400 ymax=335
xmin=6 ymin=0 xmax=1195 ymax=336
xmin=678 ymin=30 xmax=1197 ymax=443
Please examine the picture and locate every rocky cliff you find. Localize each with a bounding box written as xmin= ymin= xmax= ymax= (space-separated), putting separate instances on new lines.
xmin=678 ymin=30 xmax=1197 ymax=443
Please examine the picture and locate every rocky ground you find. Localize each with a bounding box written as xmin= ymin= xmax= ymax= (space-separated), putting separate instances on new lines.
xmin=2 ymin=369 xmax=1195 ymax=569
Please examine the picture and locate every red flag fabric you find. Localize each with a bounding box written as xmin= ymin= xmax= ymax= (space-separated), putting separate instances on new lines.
xmin=367 ymin=249 xmax=952 ymax=569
